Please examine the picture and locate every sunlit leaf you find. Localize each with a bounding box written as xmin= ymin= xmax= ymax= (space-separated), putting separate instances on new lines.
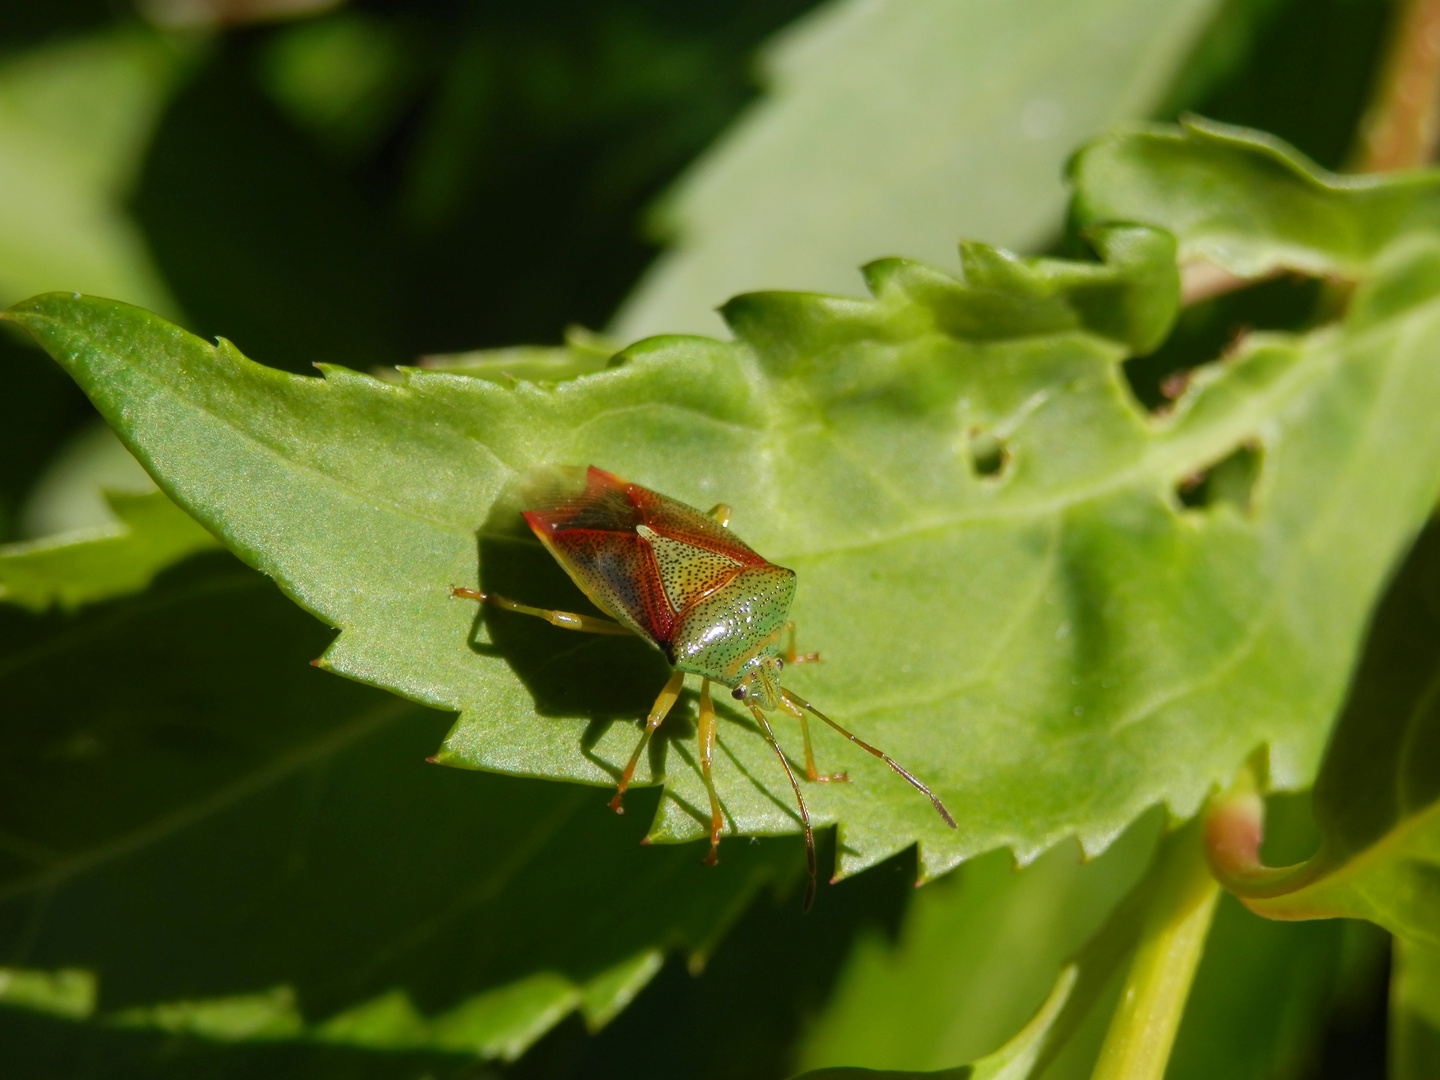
xmin=9 ymin=124 xmax=1440 ymax=887
xmin=1073 ymin=116 xmax=1440 ymax=279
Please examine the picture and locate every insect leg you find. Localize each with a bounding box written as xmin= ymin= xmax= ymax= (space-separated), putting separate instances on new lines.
xmin=706 ymin=503 xmax=731 ymax=528
xmin=746 ymin=702 xmax=817 ymax=912
xmin=780 ymin=688 xmax=957 ymax=830
xmin=697 ymin=678 xmax=725 ymax=865
xmin=782 ymin=621 xmax=821 ymax=666
xmin=609 ymin=669 xmax=687 ymax=814
xmin=450 ymin=587 xmax=633 ymax=635
xmin=779 ymin=693 xmax=848 ymax=783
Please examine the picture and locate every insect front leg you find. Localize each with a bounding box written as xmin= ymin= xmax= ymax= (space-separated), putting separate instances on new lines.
xmin=780 ymin=688 xmax=957 ymax=830
xmin=697 ymin=678 xmax=725 ymax=865
xmin=779 ymin=692 xmax=847 ymax=783
xmin=746 ymin=701 xmax=817 ymax=912
xmin=783 ymin=621 xmax=821 ymax=666
xmin=609 ymin=669 xmax=687 ymax=813
xmin=450 ymin=587 xmax=633 ymax=635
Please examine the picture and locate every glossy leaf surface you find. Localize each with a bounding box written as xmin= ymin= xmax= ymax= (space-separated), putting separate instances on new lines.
xmin=10 ymin=124 xmax=1440 ymax=883
xmin=0 ymin=553 xmax=794 ymax=1061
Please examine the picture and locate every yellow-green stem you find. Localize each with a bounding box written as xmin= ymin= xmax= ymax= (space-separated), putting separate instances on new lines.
xmin=1088 ymin=819 xmax=1219 ymax=1080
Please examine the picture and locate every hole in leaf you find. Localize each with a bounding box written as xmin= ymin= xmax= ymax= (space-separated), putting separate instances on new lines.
xmin=968 ymin=429 xmax=1009 ymax=479
xmin=1124 ymin=275 xmax=1322 ymax=414
xmin=1176 ymin=441 xmax=1263 ymax=513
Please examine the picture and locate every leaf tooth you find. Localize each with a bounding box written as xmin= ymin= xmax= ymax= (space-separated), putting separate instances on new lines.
xmin=720 ymin=290 xmax=901 ymax=372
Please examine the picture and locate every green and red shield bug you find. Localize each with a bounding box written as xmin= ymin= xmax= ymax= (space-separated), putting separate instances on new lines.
xmin=453 ymin=466 xmax=956 ymax=908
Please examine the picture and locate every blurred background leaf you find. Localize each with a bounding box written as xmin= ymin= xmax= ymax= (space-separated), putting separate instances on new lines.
xmin=795 ymin=817 xmax=1160 ymax=1075
xmin=0 ymin=26 xmax=183 ymax=313
xmin=613 ymin=0 xmax=1227 ymax=339
xmin=0 ymin=489 xmax=217 ymax=611
xmin=1206 ymin=512 xmax=1440 ymax=1070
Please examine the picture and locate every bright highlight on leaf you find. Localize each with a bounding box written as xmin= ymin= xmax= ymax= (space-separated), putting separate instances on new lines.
xmin=7 ymin=121 xmax=1440 ymax=893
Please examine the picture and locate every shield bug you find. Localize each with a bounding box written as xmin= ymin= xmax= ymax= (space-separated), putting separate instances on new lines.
xmin=453 ymin=466 xmax=955 ymax=908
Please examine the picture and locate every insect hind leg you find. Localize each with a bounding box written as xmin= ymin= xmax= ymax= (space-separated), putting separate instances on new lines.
xmin=450 ymin=587 xmax=633 ymax=635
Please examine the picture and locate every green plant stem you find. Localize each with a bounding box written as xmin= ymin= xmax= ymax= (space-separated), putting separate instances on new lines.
xmin=1088 ymin=819 xmax=1219 ymax=1080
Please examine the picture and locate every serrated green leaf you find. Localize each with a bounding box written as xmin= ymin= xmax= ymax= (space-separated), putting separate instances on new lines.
xmin=416 ymin=327 xmax=616 ymax=386
xmin=10 ymin=123 xmax=1440 ymax=884
xmin=112 ymin=986 xmax=305 ymax=1042
xmin=0 ymin=490 xmax=217 ymax=611
xmin=614 ymin=0 xmax=1226 ymax=338
xmin=0 ymin=555 xmax=794 ymax=1061
xmin=1210 ymin=520 xmax=1440 ymax=949
xmin=1071 ymin=116 xmax=1440 ymax=279
xmin=0 ymin=27 xmax=184 ymax=312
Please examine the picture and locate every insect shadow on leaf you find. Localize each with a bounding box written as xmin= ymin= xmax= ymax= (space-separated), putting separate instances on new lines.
xmin=466 ymin=484 xmax=802 ymax=817
xmin=470 ymin=485 xmax=682 ymax=767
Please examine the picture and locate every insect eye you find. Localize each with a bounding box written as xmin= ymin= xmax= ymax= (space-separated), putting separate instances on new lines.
xmin=775 ymin=658 xmax=784 ymax=671
xmin=731 ymin=687 xmax=746 ymax=700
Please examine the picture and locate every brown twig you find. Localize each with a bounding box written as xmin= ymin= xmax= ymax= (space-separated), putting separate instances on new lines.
xmin=1354 ymin=0 xmax=1440 ymax=172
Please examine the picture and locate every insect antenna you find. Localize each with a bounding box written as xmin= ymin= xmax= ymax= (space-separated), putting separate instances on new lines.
xmin=745 ymin=702 xmax=817 ymax=912
xmin=780 ymin=689 xmax=957 ymax=829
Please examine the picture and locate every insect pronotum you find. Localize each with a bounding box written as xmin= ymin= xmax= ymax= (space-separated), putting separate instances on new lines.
xmin=453 ymin=466 xmax=956 ymax=909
